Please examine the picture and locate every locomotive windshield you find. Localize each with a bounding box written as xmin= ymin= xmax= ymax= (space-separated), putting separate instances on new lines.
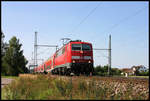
xmin=72 ymin=44 xmax=81 ymax=50
xmin=72 ymin=44 xmax=91 ymax=51
xmin=82 ymin=44 xmax=91 ymax=51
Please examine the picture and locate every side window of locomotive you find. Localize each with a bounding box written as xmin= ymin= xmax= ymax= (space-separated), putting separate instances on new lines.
xmin=56 ymin=48 xmax=62 ymax=57
xmin=56 ymin=52 xmax=58 ymax=58
xmin=58 ymin=49 xmax=62 ymax=56
xmin=62 ymin=47 xmax=65 ymax=54
xmin=82 ymin=44 xmax=91 ymax=51
xmin=72 ymin=44 xmax=81 ymax=51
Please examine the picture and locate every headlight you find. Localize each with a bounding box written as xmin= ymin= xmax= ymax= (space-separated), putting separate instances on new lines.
xmin=72 ymin=56 xmax=80 ymax=59
xmin=88 ymin=60 xmax=91 ymax=63
xmin=72 ymin=60 xmax=75 ymax=63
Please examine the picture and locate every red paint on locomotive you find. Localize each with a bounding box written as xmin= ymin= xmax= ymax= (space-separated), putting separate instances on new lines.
xmin=34 ymin=40 xmax=94 ymax=75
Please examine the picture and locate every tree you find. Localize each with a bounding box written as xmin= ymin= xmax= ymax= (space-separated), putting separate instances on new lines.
xmin=110 ymin=68 xmax=122 ymax=76
xmin=94 ymin=65 xmax=109 ymax=76
xmin=1 ymin=32 xmax=10 ymax=75
xmin=94 ymin=65 xmax=121 ymax=76
xmin=2 ymin=36 xmax=29 ymax=76
xmin=1 ymin=32 xmax=7 ymax=57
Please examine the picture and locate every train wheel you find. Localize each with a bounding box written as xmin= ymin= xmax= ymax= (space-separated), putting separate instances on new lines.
xmin=65 ymin=69 xmax=71 ymax=76
xmin=44 ymin=71 xmax=47 ymax=74
xmin=59 ymin=68 xmax=63 ymax=75
xmin=70 ymin=72 xmax=74 ymax=76
xmin=51 ymin=70 xmax=54 ymax=75
xmin=76 ymin=73 xmax=80 ymax=76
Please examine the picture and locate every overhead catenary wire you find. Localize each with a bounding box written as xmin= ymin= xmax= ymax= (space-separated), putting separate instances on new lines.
xmin=37 ymin=47 xmax=51 ymax=56
xmin=69 ymin=3 xmax=102 ymax=36
xmin=38 ymin=49 xmax=52 ymax=59
xmin=94 ymin=50 xmax=108 ymax=58
xmin=91 ymin=6 xmax=146 ymax=70
xmin=102 ymin=6 xmax=147 ymax=34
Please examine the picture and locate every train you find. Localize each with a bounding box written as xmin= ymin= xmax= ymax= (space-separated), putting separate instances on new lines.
xmin=34 ymin=40 xmax=94 ymax=76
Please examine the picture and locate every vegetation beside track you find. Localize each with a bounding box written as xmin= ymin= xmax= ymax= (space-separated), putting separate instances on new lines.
xmin=128 ymin=76 xmax=149 ymax=78
xmin=1 ymin=74 xmax=149 ymax=100
xmin=1 ymin=76 xmax=19 ymax=80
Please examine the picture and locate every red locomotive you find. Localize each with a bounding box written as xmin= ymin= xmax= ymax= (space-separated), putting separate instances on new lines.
xmin=34 ymin=40 xmax=94 ymax=75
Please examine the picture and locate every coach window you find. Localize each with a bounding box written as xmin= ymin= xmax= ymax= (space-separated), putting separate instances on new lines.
xmin=49 ymin=64 xmax=51 ymax=69
xmin=47 ymin=66 xmax=50 ymax=69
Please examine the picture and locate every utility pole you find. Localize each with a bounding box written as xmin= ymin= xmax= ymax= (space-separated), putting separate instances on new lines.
xmin=108 ymin=34 xmax=111 ymax=76
xmin=32 ymin=51 xmax=33 ymax=60
xmin=33 ymin=31 xmax=58 ymax=71
xmin=93 ymin=34 xmax=112 ymax=76
xmin=34 ymin=31 xmax=37 ymax=69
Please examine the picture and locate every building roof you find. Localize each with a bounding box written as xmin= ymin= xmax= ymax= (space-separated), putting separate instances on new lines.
xmin=121 ymin=68 xmax=133 ymax=73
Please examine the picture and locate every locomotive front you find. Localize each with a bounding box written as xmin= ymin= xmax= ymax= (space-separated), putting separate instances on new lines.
xmin=69 ymin=41 xmax=94 ymax=75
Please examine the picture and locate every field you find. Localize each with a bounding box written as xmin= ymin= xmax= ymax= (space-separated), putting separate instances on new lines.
xmin=128 ymin=75 xmax=149 ymax=78
xmin=1 ymin=74 xmax=149 ymax=100
xmin=1 ymin=76 xmax=19 ymax=80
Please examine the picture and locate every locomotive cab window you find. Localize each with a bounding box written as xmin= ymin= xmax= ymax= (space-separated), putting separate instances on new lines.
xmin=82 ymin=44 xmax=91 ymax=51
xmin=62 ymin=47 xmax=65 ymax=54
xmin=72 ymin=44 xmax=81 ymax=50
xmin=72 ymin=44 xmax=91 ymax=51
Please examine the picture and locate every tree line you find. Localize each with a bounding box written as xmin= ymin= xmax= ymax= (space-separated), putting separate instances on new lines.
xmin=93 ymin=65 xmax=122 ymax=76
xmin=1 ymin=33 xmax=29 ymax=76
xmin=93 ymin=65 xmax=149 ymax=76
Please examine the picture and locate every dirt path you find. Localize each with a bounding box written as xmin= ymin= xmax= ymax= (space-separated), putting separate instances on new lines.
xmin=1 ymin=78 xmax=15 ymax=88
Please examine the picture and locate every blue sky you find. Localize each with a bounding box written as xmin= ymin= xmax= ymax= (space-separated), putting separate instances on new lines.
xmin=2 ymin=1 xmax=149 ymax=68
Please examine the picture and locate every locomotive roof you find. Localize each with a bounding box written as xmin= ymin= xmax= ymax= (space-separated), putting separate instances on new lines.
xmin=67 ymin=40 xmax=92 ymax=45
xmin=55 ymin=40 xmax=92 ymax=52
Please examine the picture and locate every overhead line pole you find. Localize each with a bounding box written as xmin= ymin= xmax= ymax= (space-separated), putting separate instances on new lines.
xmin=108 ymin=35 xmax=111 ymax=76
xmin=93 ymin=34 xmax=111 ymax=76
xmin=34 ymin=31 xmax=37 ymax=69
xmin=33 ymin=31 xmax=58 ymax=73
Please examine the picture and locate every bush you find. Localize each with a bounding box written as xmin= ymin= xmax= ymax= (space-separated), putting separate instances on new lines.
xmin=110 ymin=68 xmax=122 ymax=76
xmin=94 ymin=65 xmax=121 ymax=76
xmin=138 ymin=71 xmax=149 ymax=76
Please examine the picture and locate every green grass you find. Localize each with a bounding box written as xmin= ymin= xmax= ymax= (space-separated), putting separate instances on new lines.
xmin=128 ymin=76 xmax=149 ymax=78
xmin=1 ymin=76 xmax=19 ymax=80
xmin=1 ymin=74 xmax=149 ymax=100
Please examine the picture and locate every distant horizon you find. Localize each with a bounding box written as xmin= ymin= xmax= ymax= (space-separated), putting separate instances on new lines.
xmin=2 ymin=1 xmax=149 ymax=69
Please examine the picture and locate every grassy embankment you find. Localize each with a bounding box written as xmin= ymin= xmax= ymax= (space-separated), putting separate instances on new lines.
xmin=1 ymin=76 xmax=19 ymax=80
xmin=1 ymin=74 xmax=149 ymax=100
xmin=128 ymin=76 xmax=149 ymax=78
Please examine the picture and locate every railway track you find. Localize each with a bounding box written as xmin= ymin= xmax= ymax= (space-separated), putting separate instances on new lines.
xmin=28 ymin=74 xmax=149 ymax=85
xmin=18 ymin=73 xmax=149 ymax=87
